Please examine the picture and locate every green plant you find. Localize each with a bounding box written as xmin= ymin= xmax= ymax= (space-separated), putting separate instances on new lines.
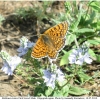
xmin=15 ymin=1 xmax=53 ymax=22
xmin=0 ymin=14 xmax=5 ymax=25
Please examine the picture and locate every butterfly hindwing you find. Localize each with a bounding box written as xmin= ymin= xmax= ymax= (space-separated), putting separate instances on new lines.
xmin=47 ymin=49 xmax=57 ymax=59
xmin=51 ymin=37 xmax=66 ymax=51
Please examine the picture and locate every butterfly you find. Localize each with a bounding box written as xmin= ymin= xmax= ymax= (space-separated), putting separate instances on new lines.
xmin=31 ymin=21 xmax=68 ymax=60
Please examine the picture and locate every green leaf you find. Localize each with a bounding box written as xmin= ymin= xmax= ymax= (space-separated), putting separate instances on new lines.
xmin=89 ymin=49 xmax=97 ymax=60
xmin=58 ymin=80 xmax=67 ymax=87
xmin=94 ymin=37 xmax=100 ymax=43
xmin=61 ymin=85 xmax=69 ymax=94
xmin=69 ymin=85 xmax=90 ymax=95
xmin=53 ymin=90 xmax=63 ymax=97
xmin=74 ymin=28 xmax=94 ymax=33
xmin=90 ymin=1 xmax=100 ymax=12
xmin=45 ymin=87 xmax=53 ymax=96
xmin=61 ymin=85 xmax=69 ymax=96
xmin=34 ymin=85 xmax=46 ymax=96
xmin=62 ymin=50 xmax=68 ymax=54
xmin=96 ymin=54 xmax=100 ymax=62
xmin=60 ymin=52 xmax=69 ymax=66
xmin=84 ymin=11 xmax=96 ymax=25
xmin=71 ymin=9 xmax=82 ymax=32
xmin=88 ymin=39 xmax=100 ymax=45
xmin=97 ymin=21 xmax=100 ymax=30
xmin=78 ymin=72 xmax=92 ymax=83
xmin=65 ymin=66 xmax=72 ymax=72
xmin=60 ymin=50 xmax=73 ymax=66
xmin=66 ymin=34 xmax=76 ymax=45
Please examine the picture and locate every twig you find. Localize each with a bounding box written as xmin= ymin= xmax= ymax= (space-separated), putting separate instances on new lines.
xmin=13 ymin=74 xmax=28 ymax=86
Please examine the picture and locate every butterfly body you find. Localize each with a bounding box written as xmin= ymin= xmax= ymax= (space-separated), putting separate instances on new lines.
xmin=41 ymin=34 xmax=56 ymax=50
xmin=31 ymin=21 xmax=68 ymax=60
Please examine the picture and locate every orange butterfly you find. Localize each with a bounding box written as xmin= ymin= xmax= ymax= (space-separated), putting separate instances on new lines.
xmin=31 ymin=21 xmax=68 ymax=60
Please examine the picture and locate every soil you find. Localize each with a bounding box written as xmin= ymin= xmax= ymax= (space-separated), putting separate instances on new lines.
xmin=0 ymin=1 xmax=100 ymax=97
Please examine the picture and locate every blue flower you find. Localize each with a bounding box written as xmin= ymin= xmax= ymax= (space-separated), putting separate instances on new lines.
xmin=76 ymin=52 xmax=92 ymax=65
xmin=68 ymin=49 xmax=79 ymax=64
xmin=43 ymin=67 xmax=65 ymax=89
xmin=1 ymin=56 xmax=21 ymax=75
xmin=56 ymin=68 xmax=65 ymax=82
xmin=17 ymin=47 xmax=29 ymax=57
xmin=43 ymin=69 xmax=56 ymax=89
xmin=17 ymin=36 xmax=34 ymax=56
xmin=69 ymin=48 xmax=92 ymax=65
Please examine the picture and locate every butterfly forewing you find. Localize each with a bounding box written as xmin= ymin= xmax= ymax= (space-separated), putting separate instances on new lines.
xmin=31 ymin=37 xmax=48 ymax=59
xmin=44 ymin=21 xmax=68 ymax=52
xmin=44 ymin=21 xmax=68 ymax=38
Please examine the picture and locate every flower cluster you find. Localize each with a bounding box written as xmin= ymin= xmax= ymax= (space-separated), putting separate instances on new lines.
xmin=0 ymin=36 xmax=34 ymax=75
xmin=17 ymin=36 xmax=34 ymax=57
xmin=0 ymin=50 xmax=21 ymax=75
xmin=68 ymin=42 xmax=92 ymax=65
xmin=43 ymin=65 xmax=65 ymax=89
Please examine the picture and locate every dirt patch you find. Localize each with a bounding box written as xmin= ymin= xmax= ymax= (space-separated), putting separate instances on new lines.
xmin=0 ymin=69 xmax=31 ymax=96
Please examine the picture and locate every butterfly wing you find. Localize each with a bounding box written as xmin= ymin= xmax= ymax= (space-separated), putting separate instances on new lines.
xmin=31 ymin=37 xmax=48 ymax=59
xmin=44 ymin=21 xmax=68 ymax=38
xmin=47 ymin=49 xmax=58 ymax=59
xmin=52 ymin=37 xmax=66 ymax=51
xmin=46 ymin=38 xmax=65 ymax=59
xmin=44 ymin=21 xmax=68 ymax=52
xmin=31 ymin=21 xmax=68 ymax=59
